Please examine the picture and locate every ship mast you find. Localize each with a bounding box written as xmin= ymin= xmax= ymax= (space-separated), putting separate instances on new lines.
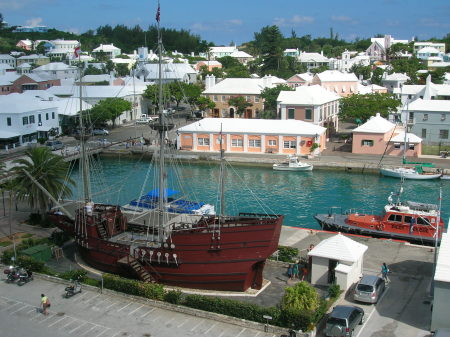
xmin=151 ymin=0 xmax=174 ymax=243
xmin=219 ymin=124 xmax=225 ymax=218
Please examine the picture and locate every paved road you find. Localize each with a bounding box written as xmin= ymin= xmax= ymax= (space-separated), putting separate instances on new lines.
xmin=0 ymin=277 xmax=279 ymax=337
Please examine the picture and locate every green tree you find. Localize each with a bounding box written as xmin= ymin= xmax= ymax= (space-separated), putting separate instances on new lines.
xmin=256 ymin=25 xmax=284 ymax=75
xmin=350 ymin=64 xmax=371 ymax=80
xmin=228 ymin=96 xmax=252 ymax=117
xmin=260 ymin=84 xmax=294 ymax=116
xmin=310 ymin=65 xmax=329 ymax=74
xmin=115 ymin=63 xmax=129 ymax=77
xmin=168 ymin=81 xmax=186 ymax=108
xmin=84 ymin=64 xmax=105 ymax=75
xmin=195 ymin=96 xmax=215 ymax=112
xmin=10 ymin=148 xmax=74 ymax=215
xmin=281 ymin=281 xmax=320 ymax=312
xmin=35 ymin=41 xmax=46 ymax=55
xmin=143 ymin=84 xmax=171 ymax=113
xmin=339 ymin=93 xmax=401 ymax=121
xmin=370 ymin=67 xmax=384 ymax=85
xmin=90 ymin=98 xmax=132 ymax=127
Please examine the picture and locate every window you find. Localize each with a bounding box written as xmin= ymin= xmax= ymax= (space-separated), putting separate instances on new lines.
xmin=231 ymin=138 xmax=243 ymax=147
xmin=394 ymin=143 xmax=401 ymax=149
xmin=388 ymin=214 xmax=402 ymax=222
xmin=246 ymin=96 xmax=251 ymax=102
xmin=283 ymin=141 xmax=296 ymax=149
xmin=255 ymin=96 xmax=260 ymax=103
xmin=288 ymin=108 xmax=295 ymax=119
xmin=362 ymin=140 xmax=374 ymax=146
xmin=7 ymin=117 xmax=11 ymax=126
xmin=249 ymin=139 xmax=261 ymax=147
xmin=305 ymin=109 xmax=312 ymax=120
xmin=29 ymin=115 xmax=35 ymax=124
xmin=46 ymin=113 xmax=49 ymax=120
xmin=198 ymin=138 xmax=210 ymax=146
xmin=221 ymin=96 xmax=226 ymax=102
xmin=213 ymin=95 xmax=218 ymax=102
xmin=421 ymin=129 xmax=426 ymax=139
xmin=268 ymin=140 xmax=277 ymax=146
xmin=52 ymin=112 xmax=55 ymax=119
xmin=439 ymin=130 xmax=449 ymax=139
xmin=409 ymin=144 xmax=415 ymax=150
xmin=22 ymin=116 xmax=28 ymax=125
xmin=423 ymin=114 xmax=428 ymax=121
xmin=441 ymin=114 xmax=446 ymax=121
xmin=38 ymin=114 xmax=42 ymax=123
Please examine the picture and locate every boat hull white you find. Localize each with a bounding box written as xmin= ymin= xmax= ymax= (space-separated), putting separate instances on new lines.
xmin=380 ymin=167 xmax=441 ymax=180
xmin=273 ymin=164 xmax=313 ymax=171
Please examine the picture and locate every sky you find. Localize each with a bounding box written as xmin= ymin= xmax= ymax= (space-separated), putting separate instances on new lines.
xmin=1 ymin=0 xmax=449 ymax=46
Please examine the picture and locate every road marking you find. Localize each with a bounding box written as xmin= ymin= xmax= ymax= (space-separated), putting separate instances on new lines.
xmin=79 ymin=326 xmax=96 ymax=336
xmin=254 ymin=332 xmax=262 ymax=337
xmin=26 ymin=308 xmax=37 ymax=314
xmin=48 ymin=316 xmax=68 ymax=327
xmin=10 ymin=304 xmax=29 ymax=314
xmin=86 ymin=294 xmax=101 ymax=303
xmin=217 ymin=331 xmax=226 ymax=337
xmin=105 ymin=301 xmax=118 ymax=309
xmin=60 ymin=318 xmax=76 ymax=329
xmin=203 ymin=322 xmax=217 ymax=334
xmin=1 ymin=301 xmax=20 ymax=311
xmin=190 ymin=319 xmax=205 ymax=332
xmin=39 ymin=313 xmax=56 ymax=323
xmin=127 ymin=304 xmax=144 ymax=315
xmin=150 ymin=315 xmax=161 ymax=322
xmin=236 ymin=328 xmax=246 ymax=337
xmin=94 ymin=328 xmax=110 ymax=337
xmin=73 ymin=292 xmax=88 ymax=302
xmin=177 ymin=318 xmax=188 ymax=328
xmin=69 ymin=322 xmax=87 ymax=334
xmin=140 ymin=308 xmax=155 ymax=318
xmin=117 ymin=302 xmax=132 ymax=312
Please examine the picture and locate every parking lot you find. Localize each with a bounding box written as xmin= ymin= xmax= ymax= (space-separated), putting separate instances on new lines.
xmin=0 ymin=277 xmax=281 ymax=337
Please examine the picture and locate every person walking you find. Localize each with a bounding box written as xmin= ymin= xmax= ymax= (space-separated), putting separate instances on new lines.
xmin=287 ymin=264 xmax=293 ymax=280
xmin=41 ymin=294 xmax=50 ymax=315
xmin=381 ymin=263 xmax=390 ymax=283
xmin=292 ymin=261 xmax=299 ymax=279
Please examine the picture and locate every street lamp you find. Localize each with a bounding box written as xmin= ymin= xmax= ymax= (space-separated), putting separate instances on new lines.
xmin=263 ymin=315 xmax=272 ymax=332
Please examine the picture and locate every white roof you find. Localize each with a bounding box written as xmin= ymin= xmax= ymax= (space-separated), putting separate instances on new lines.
xmin=0 ymin=93 xmax=56 ymax=114
xmin=0 ymin=72 xmax=20 ymax=85
xmin=210 ymin=46 xmax=237 ymax=53
xmin=17 ymin=63 xmax=32 ymax=68
xmin=383 ymin=73 xmax=410 ymax=81
xmin=435 ymin=231 xmax=450 ymax=283
xmin=418 ymin=47 xmax=441 ymax=54
xmin=47 ymin=84 xmax=146 ymax=98
xmin=18 ymin=54 xmax=48 ymax=60
xmin=0 ymin=54 xmax=15 ymax=60
xmin=277 ymin=85 xmax=341 ymax=105
xmin=308 ymin=233 xmax=368 ymax=263
xmin=230 ymin=50 xmax=253 ymax=58
xmin=390 ymin=132 xmax=422 ymax=143
xmin=141 ymin=63 xmax=196 ymax=80
xmin=357 ymin=83 xmax=387 ymax=95
xmin=33 ymin=62 xmax=77 ymax=71
xmin=203 ymin=76 xmax=286 ymax=95
xmin=315 ymin=70 xmax=358 ymax=82
xmin=178 ymin=118 xmax=326 ymax=136
xmin=298 ymin=52 xmax=329 ymax=62
xmin=93 ymin=44 xmax=121 ymax=52
xmin=353 ymin=113 xmax=395 ymax=133
xmin=0 ymin=64 xmax=13 ymax=70
xmin=82 ymin=74 xmax=111 ymax=83
xmin=408 ymin=98 xmax=450 ymax=112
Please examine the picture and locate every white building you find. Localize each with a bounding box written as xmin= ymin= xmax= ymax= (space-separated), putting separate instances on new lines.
xmin=414 ymin=42 xmax=446 ymax=54
xmin=47 ymin=39 xmax=80 ymax=59
xmin=200 ymin=46 xmax=238 ymax=60
xmin=33 ymin=62 xmax=79 ymax=80
xmin=93 ymin=44 xmax=122 ymax=59
xmin=0 ymin=54 xmax=17 ymax=68
xmin=381 ymin=73 xmax=410 ymax=93
xmin=308 ymin=233 xmax=368 ymax=291
xmin=136 ymin=63 xmax=197 ymax=84
xmin=366 ymin=35 xmax=409 ymax=61
xmin=333 ymin=50 xmax=370 ymax=73
xmin=298 ymin=51 xmax=330 ymax=71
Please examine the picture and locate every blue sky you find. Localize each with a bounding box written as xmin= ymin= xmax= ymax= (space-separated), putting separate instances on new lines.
xmin=1 ymin=0 xmax=449 ymax=46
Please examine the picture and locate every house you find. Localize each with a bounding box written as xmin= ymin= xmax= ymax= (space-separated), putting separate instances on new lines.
xmin=0 ymin=54 xmax=17 ymax=68
xmin=283 ymin=48 xmax=300 ymax=58
xmin=277 ymin=85 xmax=341 ymax=132
xmin=333 ymin=50 xmax=370 ymax=73
xmin=407 ymin=99 xmax=450 ymax=145
xmin=202 ymin=75 xmax=286 ymax=118
xmin=33 ymin=62 xmax=78 ymax=80
xmin=431 ymin=231 xmax=450 ymax=331
xmin=229 ymin=50 xmax=254 ymax=65
xmin=311 ymin=70 xmax=359 ymax=97
xmin=298 ymin=51 xmax=330 ymax=71
xmin=393 ymin=76 xmax=450 ymax=104
xmin=16 ymin=39 xmax=33 ymax=51
xmin=352 ymin=113 xmax=422 ymax=157
xmin=308 ymin=233 xmax=368 ymax=291
xmin=286 ymin=73 xmax=313 ymax=88
xmin=414 ymin=42 xmax=446 ymax=54
xmin=200 ymin=46 xmax=238 ymax=60
xmin=14 ymin=25 xmax=49 ymax=33
xmin=176 ymin=117 xmax=326 ymax=156
xmin=381 ymin=73 xmax=410 ymax=93
xmin=47 ymin=39 xmax=80 ymax=59
xmin=194 ymin=60 xmax=222 ymax=72
xmin=16 ymin=54 xmax=50 ymax=67
xmin=357 ymin=83 xmax=388 ymax=95
xmin=135 ymin=63 xmax=197 ymax=84
xmin=93 ymin=44 xmax=122 ymax=59
xmin=417 ymin=47 xmax=445 ymax=67
xmin=81 ymin=74 xmax=112 ymax=85
xmin=0 ymin=72 xmax=60 ymax=95
xmin=0 ymin=93 xmax=60 ymax=149
xmin=366 ymin=35 xmax=409 ymax=61
xmin=16 ymin=63 xmax=32 ymax=74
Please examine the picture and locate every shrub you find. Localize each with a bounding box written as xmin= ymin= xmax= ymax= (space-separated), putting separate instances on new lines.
xmin=279 ymin=307 xmax=315 ymax=332
xmin=328 ymin=284 xmax=341 ymax=299
xmin=102 ymin=274 xmax=165 ymax=301
xmin=83 ymin=278 xmax=101 ymax=287
xmin=281 ymin=282 xmax=320 ymax=312
xmin=1 ymin=249 xmax=15 ymax=265
xmin=59 ymin=269 xmax=88 ymax=282
xmin=272 ymin=246 xmax=299 ymax=263
xmin=164 ymin=290 xmax=183 ymax=304
xmin=16 ymin=255 xmax=46 ymax=272
xmin=27 ymin=213 xmax=42 ymax=226
xmin=49 ymin=230 xmax=71 ymax=247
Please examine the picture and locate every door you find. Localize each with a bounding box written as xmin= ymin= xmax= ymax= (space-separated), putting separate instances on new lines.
xmin=328 ymin=259 xmax=338 ymax=284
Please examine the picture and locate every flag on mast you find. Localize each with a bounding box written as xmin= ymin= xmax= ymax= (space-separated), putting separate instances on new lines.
xmin=156 ymin=2 xmax=160 ymax=23
xmin=74 ymin=45 xmax=81 ymax=58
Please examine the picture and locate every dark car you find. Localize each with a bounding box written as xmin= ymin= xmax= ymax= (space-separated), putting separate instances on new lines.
xmin=354 ymin=274 xmax=386 ymax=304
xmin=45 ymin=140 xmax=64 ymax=151
xmin=324 ymin=305 xmax=364 ymax=337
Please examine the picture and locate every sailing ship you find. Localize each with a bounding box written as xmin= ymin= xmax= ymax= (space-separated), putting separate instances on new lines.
xmin=47 ymin=3 xmax=283 ymax=292
xmin=272 ymin=155 xmax=313 ymax=171
xmin=314 ymin=181 xmax=445 ymax=245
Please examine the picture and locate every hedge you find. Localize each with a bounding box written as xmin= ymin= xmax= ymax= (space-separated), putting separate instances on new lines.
xmin=102 ymin=273 xmax=165 ymax=301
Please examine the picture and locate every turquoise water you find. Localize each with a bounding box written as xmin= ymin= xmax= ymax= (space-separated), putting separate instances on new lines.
xmin=69 ymin=156 xmax=450 ymax=229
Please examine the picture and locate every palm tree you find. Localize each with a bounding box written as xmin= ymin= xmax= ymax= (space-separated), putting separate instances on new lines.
xmin=11 ymin=147 xmax=74 ymax=215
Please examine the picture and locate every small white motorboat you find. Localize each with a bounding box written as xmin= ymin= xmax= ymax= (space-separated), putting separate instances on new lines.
xmin=380 ymin=166 xmax=442 ymax=180
xmin=273 ymin=155 xmax=313 ymax=171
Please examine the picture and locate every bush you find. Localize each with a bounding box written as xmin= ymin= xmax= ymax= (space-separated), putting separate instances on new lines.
xmin=83 ymin=278 xmax=101 ymax=287
xmin=103 ymin=274 xmax=165 ymax=301
xmin=1 ymin=249 xmax=15 ymax=265
xmin=328 ymin=284 xmax=340 ymax=299
xmin=27 ymin=213 xmax=42 ymax=226
xmin=49 ymin=230 xmax=71 ymax=247
xmin=59 ymin=269 xmax=88 ymax=282
xmin=16 ymin=255 xmax=46 ymax=272
xmin=272 ymin=246 xmax=299 ymax=263
xmin=164 ymin=290 xmax=183 ymax=304
xmin=279 ymin=307 xmax=315 ymax=332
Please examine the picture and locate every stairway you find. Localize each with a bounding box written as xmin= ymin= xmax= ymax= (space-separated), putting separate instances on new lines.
xmin=119 ymin=256 xmax=155 ymax=283
xmin=96 ymin=222 xmax=108 ymax=239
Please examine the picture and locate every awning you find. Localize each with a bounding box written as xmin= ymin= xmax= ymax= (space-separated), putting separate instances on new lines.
xmin=36 ymin=125 xmax=53 ymax=132
xmin=0 ymin=130 xmax=20 ymax=139
xmin=146 ymin=188 xmax=179 ymax=198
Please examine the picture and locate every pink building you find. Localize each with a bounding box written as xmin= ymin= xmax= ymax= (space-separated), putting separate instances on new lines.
xmin=286 ymin=73 xmax=313 ymax=88
xmin=312 ymin=70 xmax=359 ymax=97
xmin=352 ymin=113 xmax=422 ymax=157
xmin=177 ymin=118 xmax=326 ymax=156
xmin=195 ymin=60 xmax=222 ymax=72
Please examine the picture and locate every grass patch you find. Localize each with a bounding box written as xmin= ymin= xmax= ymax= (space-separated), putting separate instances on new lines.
xmin=0 ymin=241 xmax=12 ymax=247
xmin=21 ymin=233 xmax=33 ymax=239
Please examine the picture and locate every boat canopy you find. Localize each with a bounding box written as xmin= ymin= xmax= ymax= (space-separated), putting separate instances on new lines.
xmin=405 ymin=201 xmax=438 ymax=212
xmin=146 ymin=188 xmax=179 ymax=198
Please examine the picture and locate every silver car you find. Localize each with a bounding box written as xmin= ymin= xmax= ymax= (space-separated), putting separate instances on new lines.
xmin=354 ymin=274 xmax=386 ymax=304
xmin=325 ymin=305 xmax=364 ymax=337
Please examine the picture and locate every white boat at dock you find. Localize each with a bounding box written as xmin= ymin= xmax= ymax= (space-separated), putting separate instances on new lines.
xmin=273 ymin=155 xmax=313 ymax=171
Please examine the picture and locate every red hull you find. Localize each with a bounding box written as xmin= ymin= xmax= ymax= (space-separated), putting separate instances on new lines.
xmin=49 ymin=208 xmax=283 ymax=291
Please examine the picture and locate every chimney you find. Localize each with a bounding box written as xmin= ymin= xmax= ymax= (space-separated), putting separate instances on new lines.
xmin=205 ymin=74 xmax=216 ymax=90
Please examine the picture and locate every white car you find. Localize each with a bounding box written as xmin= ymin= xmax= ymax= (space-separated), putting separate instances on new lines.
xmin=93 ymin=129 xmax=109 ymax=135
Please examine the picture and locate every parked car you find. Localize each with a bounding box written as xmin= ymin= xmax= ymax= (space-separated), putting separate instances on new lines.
xmin=353 ymin=274 xmax=385 ymax=304
xmin=45 ymin=140 xmax=64 ymax=151
xmin=93 ymin=129 xmax=109 ymax=135
xmin=324 ymin=305 xmax=364 ymax=337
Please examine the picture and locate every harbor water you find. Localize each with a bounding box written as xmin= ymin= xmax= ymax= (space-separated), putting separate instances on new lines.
xmin=69 ymin=156 xmax=450 ymax=229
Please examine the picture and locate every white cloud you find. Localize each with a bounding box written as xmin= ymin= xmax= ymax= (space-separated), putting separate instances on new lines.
xmin=226 ymin=19 xmax=242 ymax=26
xmin=274 ymin=15 xmax=314 ymax=27
xmin=25 ymin=17 xmax=42 ymax=27
xmin=0 ymin=0 xmax=26 ymax=10
xmin=331 ymin=16 xmax=352 ymax=22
